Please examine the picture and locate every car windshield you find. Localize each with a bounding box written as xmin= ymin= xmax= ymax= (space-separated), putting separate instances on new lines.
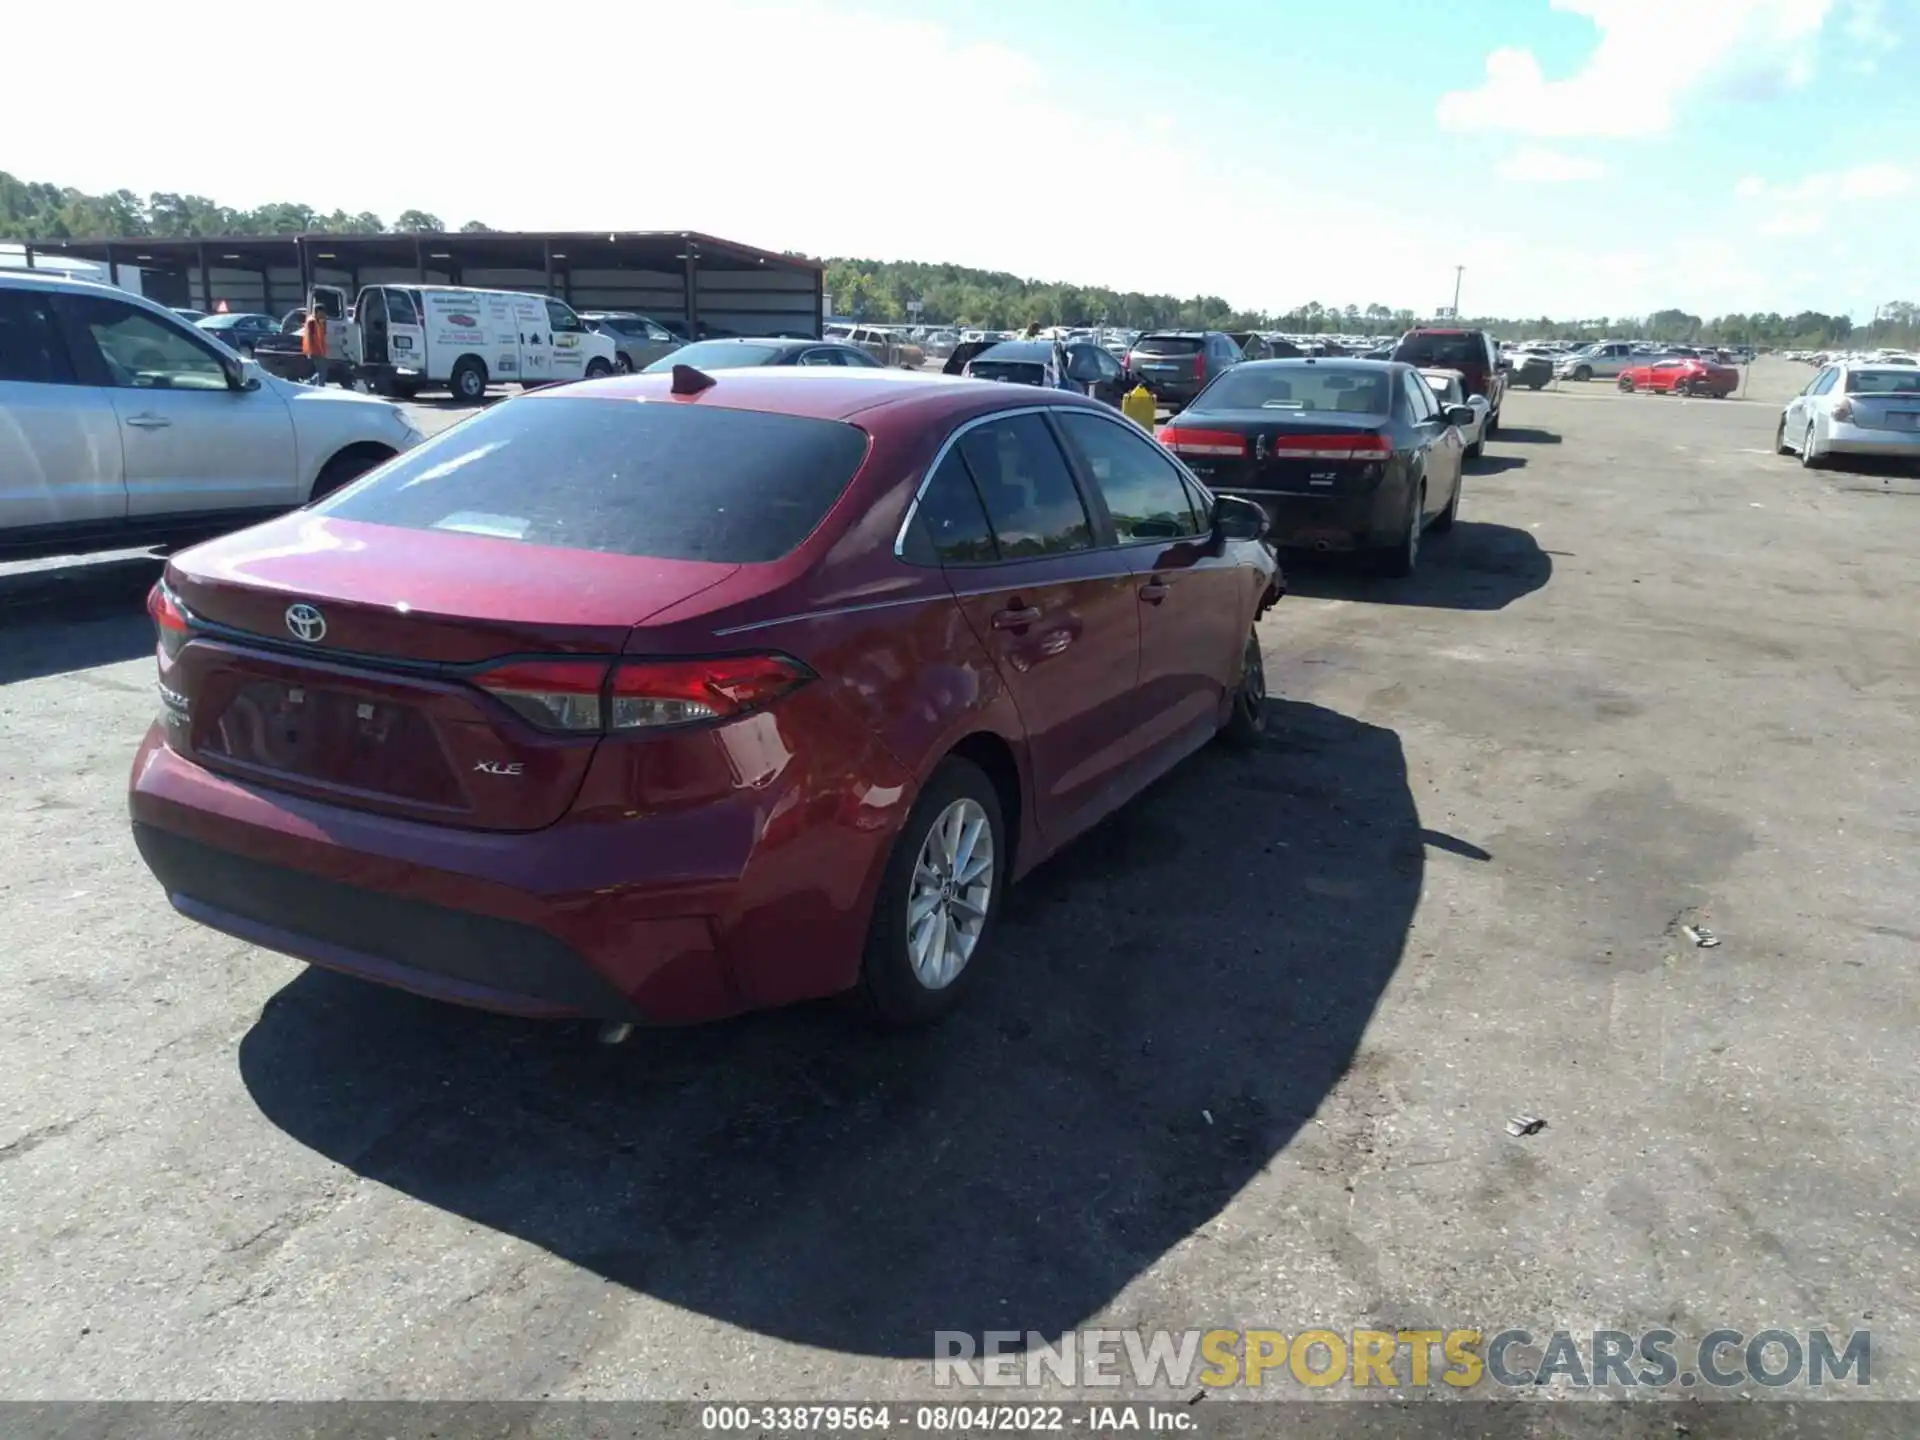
xmin=315 ymin=396 xmax=869 ymax=563
xmin=642 ymin=341 xmax=787 ymax=372
xmin=1395 ymin=334 xmax=1483 ymax=368
xmin=1199 ymin=366 xmax=1393 ymax=415
xmin=1846 ymin=369 xmax=1920 ymax=395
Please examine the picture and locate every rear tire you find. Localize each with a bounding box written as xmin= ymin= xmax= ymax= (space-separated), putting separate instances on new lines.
xmin=1378 ymin=487 xmax=1423 ymax=578
xmin=1432 ymin=476 xmax=1460 ymax=532
xmin=1466 ymin=432 xmax=1484 ymax=460
xmin=614 ymin=353 xmax=635 ymax=374
xmin=1800 ymin=423 xmax=1824 ymax=469
xmin=1485 ymin=406 xmax=1499 ymax=435
xmin=450 ymin=357 xmax=487 ymax=403
xmin=1572 ymin=365 xmax=1592 ymax=382
xmin=857 ymin=757 xmax=1006 ymax=1027
xmin=1775 ymin=416 xmax=1793 ymax=454
xmin=1219 ymin=629 xmax=1268 ymax=749
xmin=585 ymin=358 xmax=613 ymax=380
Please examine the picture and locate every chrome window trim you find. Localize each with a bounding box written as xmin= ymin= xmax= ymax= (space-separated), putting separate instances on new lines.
xmin=713 ymin=570 xmax=1142 ymax=638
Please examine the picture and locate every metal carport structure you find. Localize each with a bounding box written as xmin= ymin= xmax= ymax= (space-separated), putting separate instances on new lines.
xmin=16 ymin=230 xmax=824 ymax=339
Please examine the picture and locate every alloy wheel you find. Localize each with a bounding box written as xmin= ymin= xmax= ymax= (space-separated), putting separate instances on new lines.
xmin=1239 ymin=634 xmax=1266 ymax=723
xmin=906 ymin=797 xmax=994 ymax=990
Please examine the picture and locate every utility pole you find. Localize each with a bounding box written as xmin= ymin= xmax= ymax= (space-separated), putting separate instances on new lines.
xmin=1451 ymin=266 xmax=1464 ymax=319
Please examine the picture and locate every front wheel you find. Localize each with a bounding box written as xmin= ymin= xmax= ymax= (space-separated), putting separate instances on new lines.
xmin=858 ymin=758 xmax=1006 ymax=1027
xmin=1219 ymin=629 xmax=1268 ymax=748
xmin=1618 ymin=375 xmax=1636 ymax=392
xmin=1800 ymin=423 xmax=1824 ymax=469
xmin=1775 ymin=416 xmax=1793 ymax=454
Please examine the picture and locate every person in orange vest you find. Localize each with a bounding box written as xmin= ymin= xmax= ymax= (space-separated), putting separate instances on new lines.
xmin=301 ymin=304 xmax=329 ymax=386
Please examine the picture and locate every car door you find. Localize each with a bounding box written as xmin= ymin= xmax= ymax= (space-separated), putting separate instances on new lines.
xmin=382 ymin=287 xmax=425 ymax=372
xmin=1785 ymin=368 xmax=1830 ymax=436
xmin=546 ymin=300 xmax=589 ymax=382
xmin=509 ymin=296 xmax=550 ymax=382
xmin=1052 ymin=407 xmax=1240 ymax=770
xmin=52 ymin=292 xmax=297 ymax=519
xmin=0 ymin=285 xmax=127 ymax=534
xmin=931 ymin=410 xmax=1145 ymax=844
xmin=1402 ymin=369 xmax=1459 ymax=521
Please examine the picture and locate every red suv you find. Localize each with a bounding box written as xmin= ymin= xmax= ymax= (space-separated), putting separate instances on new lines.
xmin=1390 ymin=328 xmax=1507 ymax=432
xmin=130 ymin=371 xmax=1280 ymax=1028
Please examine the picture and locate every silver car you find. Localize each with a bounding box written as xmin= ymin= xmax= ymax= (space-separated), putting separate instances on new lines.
xmin=1556 ymin=340 xmax=1644 ymax=381
xmin=1777 ymin=362 xmax=1920 ymax=469
xmin=1420 ymin=368 xmax=1490 ymax=457
xmin=2 ymin=271 xmax=424 ymax=559
xmin=580 ymin=312 xmax=682 ymax=373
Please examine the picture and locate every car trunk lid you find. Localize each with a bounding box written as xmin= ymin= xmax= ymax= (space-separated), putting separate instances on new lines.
xmin=161 ymin=515 xmax=739 ymax=831
xmin=1159 ymin=411 xmax=1391 ymax=494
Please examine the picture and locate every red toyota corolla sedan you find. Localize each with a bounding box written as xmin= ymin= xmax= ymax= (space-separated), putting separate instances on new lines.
xmin=130 ymin=369 xmax=1281 ymax=1027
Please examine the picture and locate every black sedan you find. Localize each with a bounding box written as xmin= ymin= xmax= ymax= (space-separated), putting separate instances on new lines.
xmin=1155 ymin=359 xmax=1473 ymax=577
xmin=641 ymin=337 xmax=885 ymax=372
xmin=195 ymin=312 xmax=283 ymax=356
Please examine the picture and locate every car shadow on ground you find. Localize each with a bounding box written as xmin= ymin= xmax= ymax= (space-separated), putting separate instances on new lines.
xmin=1279 ymin=521 xmax=1552 ymax=611
xmin=0 ymin=556 xmax=164 ymax=682
xmin=240 ymin=697 xmax=1426 ymax=1359
xmin=1467 ymin=454 xmax=1528 ymax=475
xmin=1490 ymin=426 xmax=1561 ymax=445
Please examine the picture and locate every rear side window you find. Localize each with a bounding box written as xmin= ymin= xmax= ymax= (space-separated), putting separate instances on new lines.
xmin=908 ymin=451 xmax=999 ymax=564
xmin=316 ymin=397 xmax=870 ymax=564
xmin=955 ymin=413 xmax=1092 ymax=558
xmin=0 ymin=289 xmax=75 ymax=384
xmin=1846 ymin=369 xmax=1920 ymax=394
xmin=1394 ymin=333 xmax=1485 ymax=369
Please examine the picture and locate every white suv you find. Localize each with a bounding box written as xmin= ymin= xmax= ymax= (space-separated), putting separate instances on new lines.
xmin=1 ymin=272 xmax=424 ymax=561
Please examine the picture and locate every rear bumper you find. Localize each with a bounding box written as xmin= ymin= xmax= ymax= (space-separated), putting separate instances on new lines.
xmin=127 ymin=724 xmax=910 ymax=1022
xmin=1825 ymin=424 xmax=1920 ymax=458
xmin=1234 ymin=487 xmax=1402 ymax=551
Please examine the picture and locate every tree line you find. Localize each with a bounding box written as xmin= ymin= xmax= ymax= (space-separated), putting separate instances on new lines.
xmin=0 ymin=171 xmax=491 ymax=242
xmin=3 ymin=172 xmax=1911 ymax=351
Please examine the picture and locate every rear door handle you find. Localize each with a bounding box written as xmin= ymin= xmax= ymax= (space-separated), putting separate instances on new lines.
xmin=1138 ymin=580 xmax=1171 ymax=604
xmin=991 ymin=606 xmax=1042 ymax=630
xmin=125 ymin=414 xmax=171 ymax=429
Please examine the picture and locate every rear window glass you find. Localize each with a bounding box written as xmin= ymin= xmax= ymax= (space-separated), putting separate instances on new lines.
xmin=642 ymin=340 xmax=785 ymax=371
xmin=1847 ymin=369 xmax=1920 ymax=394
xmin=1394 ymin=333 xmax=1485 ymax=368
xmin=1133 ymin=336 xmax=1203 ymax=355
xmin=1198 ymin=365 xmax=1393 ymax=415
xmin=969 ymin=361 xmax=1048 ymax=385
xmin=315 ymin=397 xmax=869 ymax=564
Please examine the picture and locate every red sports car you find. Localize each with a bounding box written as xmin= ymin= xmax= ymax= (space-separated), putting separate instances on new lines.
xmin=1617 ymin=356 xmax=1739 ymax=398
xmin=130 ymin=369 xmax=1281 ymax=1028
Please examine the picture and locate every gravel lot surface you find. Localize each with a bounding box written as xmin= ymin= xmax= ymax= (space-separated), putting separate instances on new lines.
xmin=3 ymin=358 xmax=1917 ymax=1403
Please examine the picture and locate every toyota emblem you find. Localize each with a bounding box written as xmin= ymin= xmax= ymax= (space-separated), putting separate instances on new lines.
xmin=285 ymin=603 xmax=327 ymax=643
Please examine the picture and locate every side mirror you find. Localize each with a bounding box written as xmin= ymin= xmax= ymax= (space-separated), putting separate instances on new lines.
xmin=1445 ymin=404 xmax=1476 ymax=428
xmin=1497 ymin=357 xmax=1513 ymax=371
xmin=223 ymin=356 xmax=252 ymax=391
xmin=1212 ymin=494 xmax=1270 ymax=544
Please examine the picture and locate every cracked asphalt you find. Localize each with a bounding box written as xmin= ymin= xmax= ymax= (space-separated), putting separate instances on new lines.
xmin=2 ymin=359 xmax=1917 ymax=1404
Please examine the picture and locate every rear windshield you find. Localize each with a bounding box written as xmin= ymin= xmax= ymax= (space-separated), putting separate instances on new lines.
xmin=315 ymin=396 xmax=869 ymax=563
xmin=970 ymin=361 xmax=1048 ymax=384
xmin=1198 ymin=365 xmax=1394 ymax=415
xmin=642 ymin=340 xmax=785 ymax=371
xmin=1394 ymin=333 xmax=1485 ymax=368
xmin=1846 ymin=369 xmax=1920 ymax=394
xmin=1133 ymin=336 xmax=1203 ymax=355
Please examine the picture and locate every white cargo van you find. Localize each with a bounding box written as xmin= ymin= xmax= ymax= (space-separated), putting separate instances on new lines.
xmin=308 ymin=283 xmax=619 ymax=400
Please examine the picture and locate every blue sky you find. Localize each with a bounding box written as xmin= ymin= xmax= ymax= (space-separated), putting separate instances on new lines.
xmin=2 ymin=0 xmax=1912 ymax=320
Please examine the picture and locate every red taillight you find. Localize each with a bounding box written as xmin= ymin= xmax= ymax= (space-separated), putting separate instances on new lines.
xmin=1156 ymin=426 xmax=1247 ymax=457
xmin=1123 ymin=350 xmax=1135 ymax=370
xmin=1267 ymin=433 xmax=1393 ymax=460
xmin=147 ymin=581 xmax=190 ymax=661
xmin=1193 ymin=350 xmax=1207 ymax=384
xmin=474 ymin=654 xmax=813 ymax=734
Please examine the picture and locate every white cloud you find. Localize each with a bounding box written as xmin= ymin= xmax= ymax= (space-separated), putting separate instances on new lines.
xmin=1496 ymin=146 xmax=1609 ymax=183
xmin=1735 ymin=163 xmax=1912 ymax=237
xmin=1437 ymin=0 xmax=1836 ymax=137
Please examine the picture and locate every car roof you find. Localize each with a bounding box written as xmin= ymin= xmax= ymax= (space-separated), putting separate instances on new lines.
xmin=531 ymin=368 xmax=1111 ymax=426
